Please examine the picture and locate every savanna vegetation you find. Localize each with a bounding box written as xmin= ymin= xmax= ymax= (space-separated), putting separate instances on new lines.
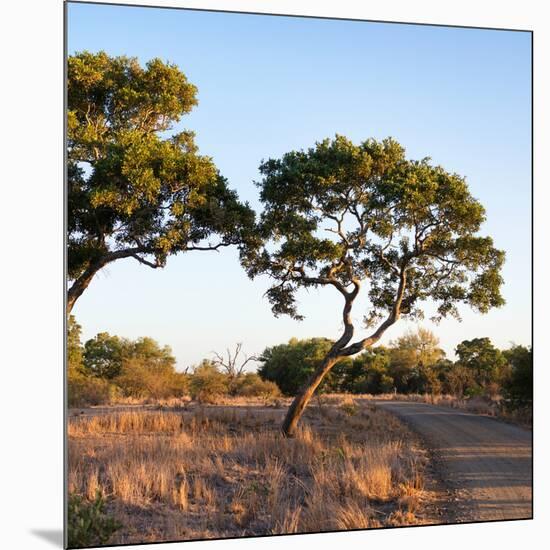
xmin=69 ymin=315 xmax=531 ymax=416
xmin=68 ymin=400 xmax=431 ymax=546
xmin=67 ymin=52 xmax=532 ymax=547
xmin=68 ymin=316 xmax=280 ymax=408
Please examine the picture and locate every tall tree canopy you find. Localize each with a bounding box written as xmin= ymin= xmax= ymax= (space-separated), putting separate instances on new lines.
xmin=67 ymin=51 xmax=254 ymax=312
xmin=244 ymin=135 xmax=505 ymax=435
xmin=455 ymin=337 xmax=506 ymax=386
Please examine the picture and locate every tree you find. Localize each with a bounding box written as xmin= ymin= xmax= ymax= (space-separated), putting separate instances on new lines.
xmin=340 ymin=347 xmax=392 ymax=394
xmin=113 ymin=337 xmax=184 ymax=399
xmin=232 ymin=373 xmax=281 ymax=399
xmin=455 ymin=337 xmax=506 ymax=387
xmin=244 ymin=136 xmax=505 ymax=436
xmin=68 ymin=315 xmax=84 ymax=375
xmin=67 ymin=51 xmax=254 ymax=313
xmin=258 ymin=338 xmax=345 ymax=395
xmin=392 ymin=328 xmax=445 ymax=366
xmin=433 ymin=360 xmax=475 ymax=396
xmin=83 ymin=332 xmax=128 ymax=379
xmin=502 ymin=345 xmax=532 ymax=407
xmin=388 ymin=328 xmax=445 ymax=393
xmin=67 ymin=317 xmax=115 ymax=407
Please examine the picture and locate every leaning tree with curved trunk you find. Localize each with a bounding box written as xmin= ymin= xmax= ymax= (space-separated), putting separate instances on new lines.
xmin=244 ymin=135 xmax=505 ymax=436
xmin=67 ymin=51 xmax=255 ymax=313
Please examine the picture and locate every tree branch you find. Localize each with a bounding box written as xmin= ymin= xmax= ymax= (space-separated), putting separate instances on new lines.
xmin=338 ymin=264 xmax=408 ymax=356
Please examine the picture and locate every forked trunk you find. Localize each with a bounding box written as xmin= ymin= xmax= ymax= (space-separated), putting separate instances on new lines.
xmin=281 ymin=355 xmax=339 ymax=437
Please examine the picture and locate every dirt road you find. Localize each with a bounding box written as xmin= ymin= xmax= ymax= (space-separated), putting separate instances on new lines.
xmin=373 ymin=401 xmax=532 ymax=522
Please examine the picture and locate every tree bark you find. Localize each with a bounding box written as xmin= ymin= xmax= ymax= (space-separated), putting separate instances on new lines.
xmin=281 ymin=354 xmax=340 ymax=437
xmin=281 ymin=267 xmax=407 ymax=437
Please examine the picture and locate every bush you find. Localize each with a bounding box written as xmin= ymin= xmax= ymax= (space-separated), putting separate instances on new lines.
xmin=68 ymin=491 xmax=121 ymax=548
xmin=233 ymin=373 xmax=281 ymax=399
xmin=339 ymin=396 xmax=358 ymax=416
xmin=189 ymin=361 xmax=228 ymax=403
xmin=114 ymin=358 xmax=188 ymax=400
xmin=68 ymin=372 xmax=116 ymax=407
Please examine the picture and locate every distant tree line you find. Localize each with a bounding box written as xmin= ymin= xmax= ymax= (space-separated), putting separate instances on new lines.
xmin=257 ymin=328 xmax=532 ymax=408
xmin=67 ymin=317 xmax=279 ymax=407
xmin=69 ymin=316 xmax=530 ymax=411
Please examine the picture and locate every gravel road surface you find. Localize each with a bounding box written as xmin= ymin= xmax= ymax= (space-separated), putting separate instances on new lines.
xmin=374 ymin=401 xmax=532 ymax=522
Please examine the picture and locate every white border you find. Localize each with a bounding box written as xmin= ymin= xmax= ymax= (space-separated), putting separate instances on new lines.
xmin=1 ymin=1 xmax=547 ymax=549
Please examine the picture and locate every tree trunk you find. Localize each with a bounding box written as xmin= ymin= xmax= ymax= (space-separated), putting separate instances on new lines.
xmin=67 ymin=262 xmax=103 ymax=315
xmin=66 ymin=248 xmax=146 ymax=315
xmin=281 ymin=354 xmax=339 ymax=437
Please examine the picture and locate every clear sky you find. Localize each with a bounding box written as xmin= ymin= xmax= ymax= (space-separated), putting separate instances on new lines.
xmin=67 ymin=2 xmax=532 ymax=369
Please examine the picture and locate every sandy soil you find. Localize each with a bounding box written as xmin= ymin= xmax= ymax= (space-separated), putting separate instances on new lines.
xmin=372 ymin=400 xmax=533 ymax=522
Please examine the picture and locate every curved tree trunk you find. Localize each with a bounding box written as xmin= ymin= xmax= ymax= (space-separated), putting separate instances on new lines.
xmin=281 ymin=354 xmax=340 ymax=437
xmin=281 ymin=267 xmax=406 ymax=437
xmin=66 ymin=248 xmax=146 ymax=315
xmin=67 ymin=261 xmax=105 ymax=315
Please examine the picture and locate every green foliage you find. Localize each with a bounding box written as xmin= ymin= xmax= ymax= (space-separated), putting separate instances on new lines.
xmin=67 ymin=51 xmax=254 ymax=307
xmin=83 ymin=332 xmax=127 ymax=379
xmin=67 ymin=317 xmax=120 ymax=407
xmin=68 ymin=315 xmax=85 ymax=375
xmin=189 ymin=360 xmax=229 ymax=403
xmin=387 ymin=328 xmax=445 ymax=393
xmin=68 ymin=491 xmax=121 ymax=548
xmin=455 ymin=337 xmax=507 ymax=387
xmin=113 ymin=337 xmax=183 ymax=399
xmin=69 ymin=330 xmax=185 ymax=404
xmin=341 ymin=347 xmax=392 ymax=394
xmin=115 ymin=358 xmax=187 ymax=400
xmin=502 ymin=345 xmax=533 ymax=407
xmin=244 ymin=134 xmax=504 ymax=329
xmin=433 ymin=360 xmax=470 ymax=396
xmin=258 ymin=338 xmax=348 ymax=395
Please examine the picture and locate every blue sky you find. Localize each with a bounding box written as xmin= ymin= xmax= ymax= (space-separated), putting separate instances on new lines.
xmin=67 ymin=2 xmax=532 ymax=368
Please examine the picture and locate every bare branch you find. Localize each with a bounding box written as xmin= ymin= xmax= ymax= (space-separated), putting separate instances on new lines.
xmin=212 ymin=343 xmax=258 ymax=378
xmin=131 ymin=254 xmax=161 ymax=268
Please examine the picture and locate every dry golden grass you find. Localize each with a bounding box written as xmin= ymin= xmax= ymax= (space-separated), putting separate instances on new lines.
xmin=68 ymin=398 xmax=430 ymax=545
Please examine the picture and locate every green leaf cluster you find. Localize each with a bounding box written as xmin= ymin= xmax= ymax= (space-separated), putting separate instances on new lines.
xmin=68 ymin=51 xmax=254 ymax=283
xmin=244 ymin=135 xmax=505 ymax=324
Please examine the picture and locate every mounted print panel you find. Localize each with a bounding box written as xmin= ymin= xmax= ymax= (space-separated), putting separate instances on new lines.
xmin=65 ymin=1 xmax=533 ymax=547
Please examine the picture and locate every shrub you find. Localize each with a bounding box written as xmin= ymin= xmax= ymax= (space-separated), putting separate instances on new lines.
xmin=68 ymin=491 xmax=121 ymax=548
xmin=114 ymin=358 xmax=188 ymax=400
xmin=189 ymin=361 xmax=228 ymax=403
xmin=68 ymin=372 xmax=115 ymax=407
xmin=340 ymin=398 xmax=359 ymax=416
xmin=233 ymin=373 xmax=281 ymax=399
